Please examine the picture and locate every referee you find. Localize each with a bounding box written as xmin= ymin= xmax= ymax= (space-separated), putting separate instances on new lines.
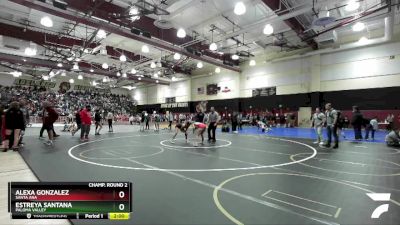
xmin=207 ymin=107 xmax=219 ymax=143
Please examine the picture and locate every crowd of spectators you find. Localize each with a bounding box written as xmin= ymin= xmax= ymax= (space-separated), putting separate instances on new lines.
xmin=0 ymin=85 xmax=136 ymax=117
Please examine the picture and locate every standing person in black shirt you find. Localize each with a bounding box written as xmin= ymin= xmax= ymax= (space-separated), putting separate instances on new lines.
xmin=72 ymin=109 xmax=82 ymax=136
xmin=231 ymin=111 xmax=238 ymax=133
xmin=351 ymin=106 xmax=364 ymax=140
xmin=94 ymin=109 xmax=102 ymax=135
xmin=5 ymin=102 xmax=25 ymax=151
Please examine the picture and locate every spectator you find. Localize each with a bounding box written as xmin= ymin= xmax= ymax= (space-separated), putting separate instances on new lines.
xmin=343 ymin=116 xmax=350 ymax=129
xmin=94 ymin=109 xmax=102 ymax=135
xmin=4 ymin=102 xmax=25 ymax=150
xmin=311 ymin=107 xmax=325 ymax=145
xmin=385 ymin=128 xmax=400 ymax=147
xmin=238 ymin=112 xmax=243 ymax=131
xmin=386 ymin=114 xmax=394 ymax=131
xmin=168 ymin=111 xmax=174 ymax=130
xmin=107 ymin=111 xmax=114 ymax=132
xmin=351 ymin=106 xmax=364 ymax=140
xmin=72 ymin=109 xmax=82 ymax=136
xmin=207 ymin=107 xmax=220 ymax=143
xmin=80 ymin=105 xmax=92 ymax=141
xmin=41 ymin=101 xmax=59 ymax=146
xmin=231 ymin=111 xmax=238 ymax=133
xmin=323 ymin=103 xmax=339 ymax=149
xmin=365 ymin=116 xmax=378 ymax=141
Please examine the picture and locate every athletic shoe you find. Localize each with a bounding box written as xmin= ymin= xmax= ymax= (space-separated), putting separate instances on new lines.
xmin=54 ymin=134 xmax=60 ymax=137
xmin=333 ymin=145 xmax=339 ymax=149
xmin=44 ymin=141 xmax=53 ymax=146
xmin=313 ymin=141 xmax=319 ymax=144
xmin=319 ymin=141 xmax=325 ymax=145
xmin=80 ymin=138 xmax=85 ymax=142
xmin=39 ymin=136 xmax=45 ymax=139
xmin=193 ymin=143 xmax=198 ymax=147
xmin=170 ymin=139 xmax=176 ymax=144
xmin=84 ymin=138 xmax=89 ymax=141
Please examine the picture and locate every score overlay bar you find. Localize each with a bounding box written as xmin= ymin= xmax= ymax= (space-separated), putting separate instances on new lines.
xmin=8 ymin=182 xmax=132 ymax=220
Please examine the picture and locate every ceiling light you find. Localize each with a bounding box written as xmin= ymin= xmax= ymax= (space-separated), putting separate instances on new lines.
xmin=352 ymin=22 xmax=365 ymax=32
xmin=57 ymin=63 xmax=63 ymax=67
xmin=150 ymin=62 xmax=156 ymax=68
xmin=22 ymin=58 xmax=26 ymax=62
xmin=215 ymin=67 xmax=221 ymax=73
xmin=154 ymin=73 xmax=159 ymax=78
xmin=97 ymin=29 xmax=107 ymax=39
xmin=119 ymin=54 xmax=127 ymax=62
xmin=141 ymin=45 xmax=149 ymax=53
xmin=231 ymin=54 xmax=239 ymax=60
xmin=157 ymin=71 xmax=162 ymax=75
xmin=129 ymin=7 xmax=139 ymax=15
xmin=177 ymin=28 xmax=186 ymax=38
xmin=263 ymin=24 xmax=274 ymax=35
xmin=40 ymin=16 xmax=53 ymax=27
xmin=358 ymin=36 xmax=369 ymax=44
xmin=75 ymin=58 xmax=81 ymax=62
xmin=122 ymin=73 xmax=127 ymax=78
xmin=197 ymin=62 xmax=203 ymax=68
xmin=103 ymin=77 xmax=108 ymax=82
xmin=156 ymin=80 xmax=159 ymax=83
xmin=173 ymin=52 xmax=181 ymax=60
xmin=49 ymin=71 xmax=55 ymax=77
xmin=73 ymin=63 xmax=79 ymax=70
xmin=117 ymin=71 xmax=121 ymax=77
xmin=345 ymin=0 xmax=360 ymax=11
xmin=92 ymin=81 xmax=97 ymax=86
xmin=43 ymin=75 xmax=49 ymax=80
xmin=209 ymin=42 xmax=218 ymax=51
xmin=90 ymin=68 xmax=94 ymax=73
xmin=234 ymin=2 xmax=246 ymax=15
xmin=78 ymin=74 xmax=83 ymax=80
xmin=171 ymin=76 xmax=177 ymax=81
xmin=61 ymin=72 xmax=66 ymax=76
xmin=67 ymin=57 xmax=73 ymax=61
xmin=131 ymin=68 xmax=137 ymax=74
xmin=102 ymin=63 xmax=109 ymax=69
xmin=249 ymin=59 xmax=256 ymax=66
xmin=69 ymin=78 xmax=74 ymax=84
xmin=138 ymin=77 xmax=142 ymax=80
xmin=24 ymin=47 xmax=36 ymax=56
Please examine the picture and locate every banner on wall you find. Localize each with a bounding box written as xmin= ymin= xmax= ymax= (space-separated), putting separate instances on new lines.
xmin=73 ymin=85 xmax=111 ymax=93
xmin=206 ymin=83 xmax=220 ymax=95
xmin=252 ymin=87 xmax=276 ymax=97
xmin=161 ymin=102 xmax=189 ymax=108
xmin=14 ymin=78 xmax=56 ymax=88
xmin=165 ymin=97 xmax=176 ymax=103
xmin=197 ymin=87 xmax=205 ymax=95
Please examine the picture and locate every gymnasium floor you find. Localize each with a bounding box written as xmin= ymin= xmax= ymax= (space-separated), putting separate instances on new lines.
xmin=15 ymin=125 xmax=400 ymax=225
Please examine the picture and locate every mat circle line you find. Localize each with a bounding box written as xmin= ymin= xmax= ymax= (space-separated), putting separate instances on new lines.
xmin=79 ymin=145 xmax=164 ymax=160
xmin=68 ymin=134 xmax=318 ymax=172
xmin=213 ymin=172 xmax=400 ymax=225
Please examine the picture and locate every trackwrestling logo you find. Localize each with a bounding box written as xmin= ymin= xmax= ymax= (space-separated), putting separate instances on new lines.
xmin=367 ymin=193 xmax=391 ymax=219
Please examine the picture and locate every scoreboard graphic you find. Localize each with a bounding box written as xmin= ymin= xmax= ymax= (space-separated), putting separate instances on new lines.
xmin=8 ymin=182 xmax=132 ymax=220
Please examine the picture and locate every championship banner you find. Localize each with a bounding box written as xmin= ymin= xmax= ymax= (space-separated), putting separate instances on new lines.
xmin=252 ymin=87 xmax=276 ymax=97
xmin=206 ymin=84 xmax=219 ymax=95
xmin=14 ymin=78 xmax=56 ymax=88
xmin=165 ymin=97 xmax=176 ymax=103
xmin=161 ymin=102 xmax=188 ymax=108
xmin=74 ymin=85 xmax=111 ymax=93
